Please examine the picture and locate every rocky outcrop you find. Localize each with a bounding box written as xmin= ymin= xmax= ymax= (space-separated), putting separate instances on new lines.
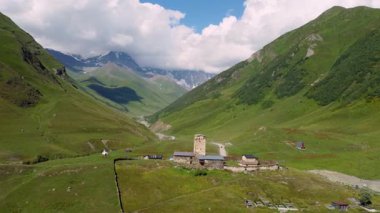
xmin=56 ymin=66 xmax=67 ymax=77
xmin=0 ymin=77 xmax=42 ymax=107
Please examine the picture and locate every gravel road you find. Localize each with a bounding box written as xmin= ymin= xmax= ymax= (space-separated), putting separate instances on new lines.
xmin=309 ymin=170 xmax=380 ymax=192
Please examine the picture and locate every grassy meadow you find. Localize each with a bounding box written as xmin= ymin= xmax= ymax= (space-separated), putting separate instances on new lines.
xmin=0 ymin=152 xmax=124 ymax=212
xmin=116 ymin=159 xmax=379 ymax=212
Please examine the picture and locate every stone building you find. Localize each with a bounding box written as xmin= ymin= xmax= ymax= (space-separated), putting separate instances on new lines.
xmin=143 ymin=155 xmax=163 ymax=160
xmin=239 ymin=154 xmax=259 ymax=167
xmin=193 ymin=134 xmax=206 ymax=156
xmin=173 ymin=134 xmax=225 ymax=169
xmin=198 ymin=155 xmax=225 ymax=169
xmin=173 ymin=152 xmax=195 ymax=164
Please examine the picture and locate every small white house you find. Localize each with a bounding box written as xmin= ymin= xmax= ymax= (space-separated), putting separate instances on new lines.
xmin=101 ymin=149 xmax=109 ymax=156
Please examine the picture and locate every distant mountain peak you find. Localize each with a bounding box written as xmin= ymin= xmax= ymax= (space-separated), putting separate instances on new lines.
xmin=47 ymin=49 xmax=215 ymax=90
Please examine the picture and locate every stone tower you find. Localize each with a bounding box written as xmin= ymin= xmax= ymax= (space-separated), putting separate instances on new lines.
xmin=193 ymin=134 xmax=206 ymax=156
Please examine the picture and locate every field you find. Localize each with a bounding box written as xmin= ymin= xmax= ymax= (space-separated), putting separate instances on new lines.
xmin=1 ymin=143 xmax=379 ymax=212
xmin=116 ymin=159 xmax=379 ymax=212
xmin=0 ymin=153 xmax=121 ymax=212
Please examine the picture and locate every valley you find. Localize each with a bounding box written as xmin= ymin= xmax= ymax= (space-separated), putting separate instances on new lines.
xmin=47 ymin=49 xmax=213 ymax=116
xmin=1 ymin=3 xmax=380 ymax=213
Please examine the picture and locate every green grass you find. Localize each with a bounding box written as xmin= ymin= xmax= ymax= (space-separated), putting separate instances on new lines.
xmin=116 ymin=159 xmax=377 ymax=212
xmin=0 ymin=152 xmax=126 ymax=212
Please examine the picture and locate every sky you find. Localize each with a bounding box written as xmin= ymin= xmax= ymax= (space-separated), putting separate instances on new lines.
xmin=1 ymin=0 xmax=380 ymax=73
xmin=140 ymin=0 xmax=245 ymax=32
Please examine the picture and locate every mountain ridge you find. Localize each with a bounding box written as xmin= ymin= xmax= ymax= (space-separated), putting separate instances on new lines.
xmin=149 ymin=6 xmax=380 ymax=179
xmin=47 ymin=49 xmax=215 ymax=90
xmin=0 ymin=12 xmax=155 ymax=162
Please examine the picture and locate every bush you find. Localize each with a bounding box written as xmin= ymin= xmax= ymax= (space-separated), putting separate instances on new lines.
xmin=359 ymin=190 xmax=372 ymax=206
xmin=194 ymin=169 xmax=208 ymax=176
xmin=261 ymin=100 xmax=274 ymax=109
xmin=23 ymin=155 xmax=49 ymax=165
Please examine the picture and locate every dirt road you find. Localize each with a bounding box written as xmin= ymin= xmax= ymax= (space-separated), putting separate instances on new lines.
xmin=309 ymin=170 xmax=380 ymax=192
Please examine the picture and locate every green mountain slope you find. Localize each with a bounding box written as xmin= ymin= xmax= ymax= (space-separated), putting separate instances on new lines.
xmin=0 ymin=12 xmax=155 ymax=163
xmin=151 ymin=6 xmax=380 ymax=179
xmin=69 ymin=63 xmax=187 ymax=116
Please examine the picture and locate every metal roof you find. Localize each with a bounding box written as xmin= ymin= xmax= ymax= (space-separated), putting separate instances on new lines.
xmin=198 ymin=155 xmax=224 ymax=161
xmin=145 ymin=155 xmax=163 ymax=159
xmin=173 ymin=152 xmax=194 ymax=157
xmin=243 ymin=154 xmax=257 ymax=159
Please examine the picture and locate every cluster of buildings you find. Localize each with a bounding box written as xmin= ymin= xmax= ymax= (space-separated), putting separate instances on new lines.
xmin=172 ymin=134 xmax=279 ymax=171
xmin=173 ymin=134 xmax=225 ymax=169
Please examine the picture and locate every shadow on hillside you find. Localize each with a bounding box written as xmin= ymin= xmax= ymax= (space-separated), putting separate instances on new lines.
xmin=87 ymin=84 xmax=142 ymax=104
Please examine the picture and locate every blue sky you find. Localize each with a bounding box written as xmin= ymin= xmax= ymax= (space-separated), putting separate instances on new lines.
xmin=140 ymin=0 xmax=245 ymax=32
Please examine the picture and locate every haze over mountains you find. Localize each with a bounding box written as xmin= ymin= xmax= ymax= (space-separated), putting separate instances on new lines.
xmin=47 ymin=49 xmax=214 ymax=90
xmin=46 ymin=49 xmax=214 ymax=115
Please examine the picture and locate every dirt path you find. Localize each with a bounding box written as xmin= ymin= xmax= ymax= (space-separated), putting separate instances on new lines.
xmin=212 ymin=142 xmax=227 ymax=157
xmin=309 ymin=170 xmax=380 ymax=192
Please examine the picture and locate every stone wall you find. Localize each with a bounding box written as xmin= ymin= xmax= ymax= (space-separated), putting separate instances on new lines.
xmin=173 ymin=156 xmax=193 ymax=164
xmin=204 ymin=160 xmax=224 ymax=169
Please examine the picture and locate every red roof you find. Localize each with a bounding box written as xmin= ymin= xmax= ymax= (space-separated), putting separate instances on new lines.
xmin=332 ymin=201 xmax=349 ymax=206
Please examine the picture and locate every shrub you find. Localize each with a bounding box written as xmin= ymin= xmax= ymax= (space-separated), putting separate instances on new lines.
xmin=261 ymin=100 xmax=274 ymax=109
xmin=359 ymin=190 xmax=372 ymax=207
xmin=194 ymin=169 xmax=208 ymax=176
xmin=23 ymin=155 xmax=49 ymax=165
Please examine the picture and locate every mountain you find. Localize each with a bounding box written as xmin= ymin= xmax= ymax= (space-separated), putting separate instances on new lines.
xmin=151 ymin=6 xmax=380 ymax=179
xmin=47 ymin=49 xmax=215 ymax=90
xmin=74 ymin=63 xmax=187 ymax=116
xmin=45 ymin=48 xmax=86 ymax=71
xmin=47 ymin=49 xmax=141 ymax=72
xmin=0 ymin=12 xmax=155 ymax=163
xmin=142 ymin=67 xmax=214 ymax=90
xmin=47 ymin=49 xmax=212 ymax=115
xmin=85 ymin=51 xmax=143 ymax=72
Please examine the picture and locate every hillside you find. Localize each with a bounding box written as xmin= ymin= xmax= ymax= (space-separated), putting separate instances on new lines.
xmin=0 ymin=12 xmax=155 ymax=163
xmin=151 ymin=6 xmax=380 ymax=179
xmin=71 ymin=63 xmax=187 ymax=116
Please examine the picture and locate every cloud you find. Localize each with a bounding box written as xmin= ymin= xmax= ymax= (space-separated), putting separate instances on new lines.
xmin=1 ymin=0 xmax=380 ymax=73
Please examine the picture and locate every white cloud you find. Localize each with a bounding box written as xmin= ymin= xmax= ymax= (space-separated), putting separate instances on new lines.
xmin=1 ymin=0 xmax=380 ymax=73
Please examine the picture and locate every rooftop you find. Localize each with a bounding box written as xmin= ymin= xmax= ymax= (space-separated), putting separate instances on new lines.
xmin=332 ymin=201 xmax=349 ymax=206
xmin=173 ymin=152 xmax=195 ymax=157
xmin=198 ymin=155 xmax=224 ymax=161
xmin=243 ymin=154 xmax=257 ymax=159
xmin=145 ymin=155 xmax=163 ymax=159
